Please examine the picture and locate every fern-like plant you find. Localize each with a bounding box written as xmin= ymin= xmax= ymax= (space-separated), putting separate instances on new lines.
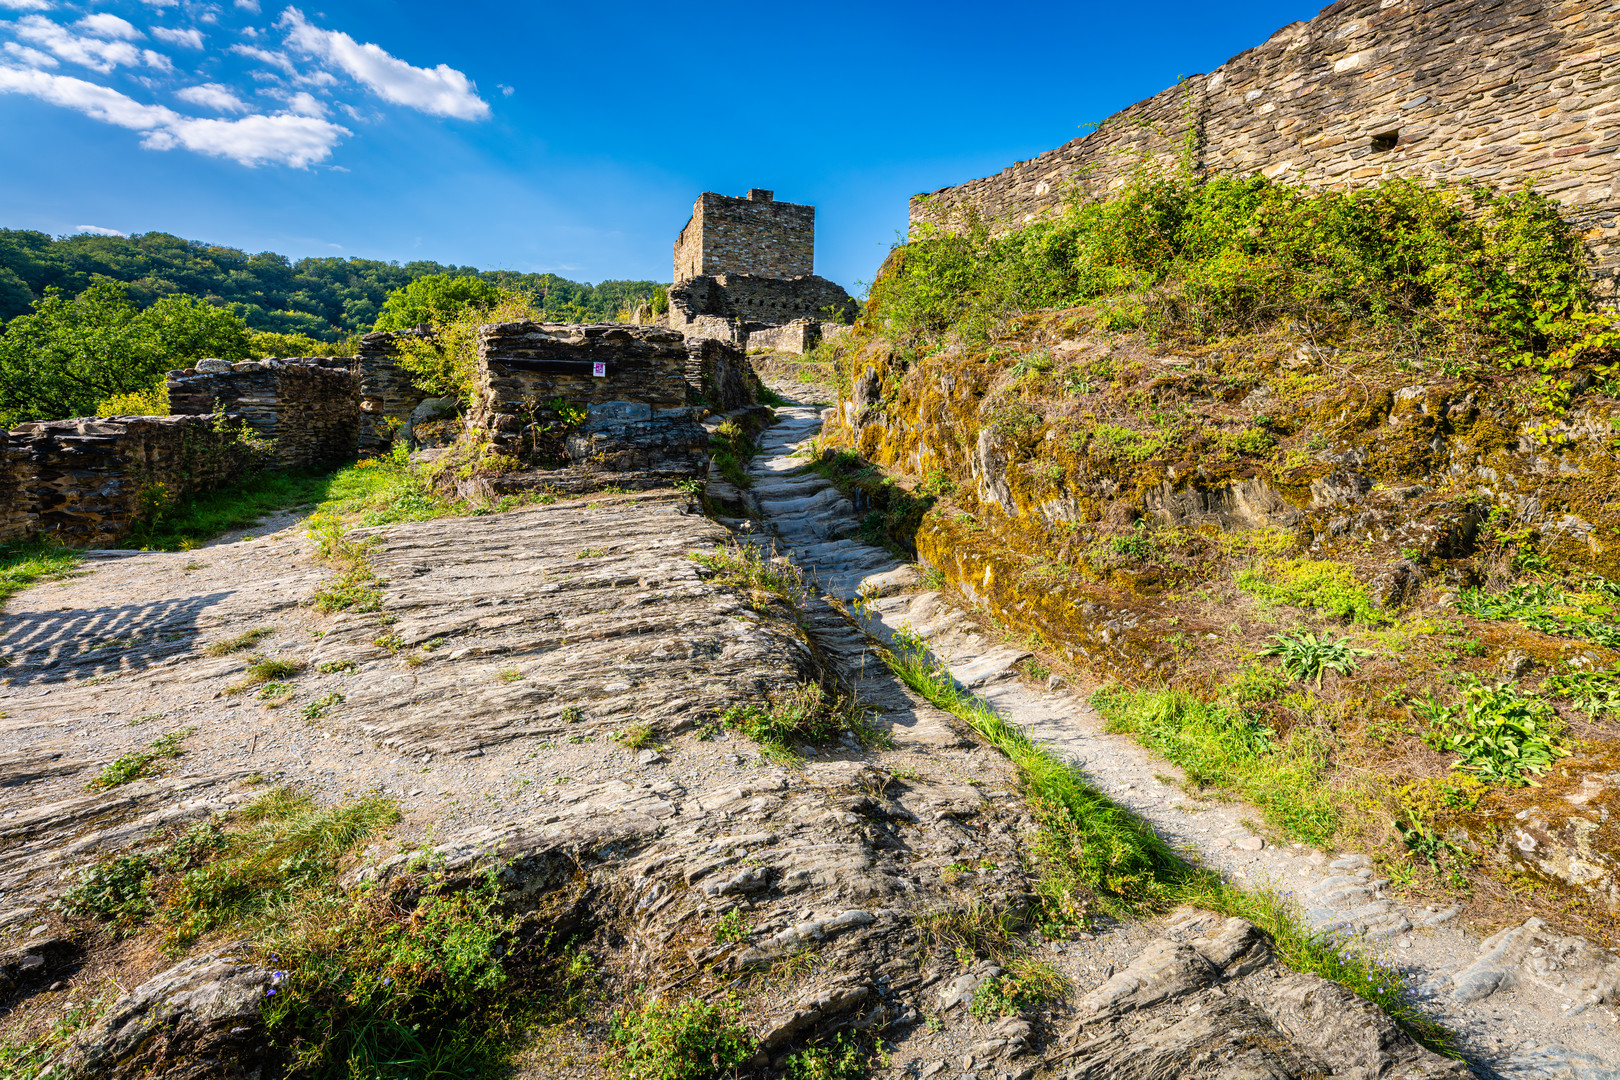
xmin=1260 ymin=631 xmax=1370 ymax=687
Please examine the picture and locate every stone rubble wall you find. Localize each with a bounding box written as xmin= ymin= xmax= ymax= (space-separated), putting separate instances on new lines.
xmin=167 ymin=359 xmax=358 ymax=469
xmin=0 ymin=416 xmax=262 ymax=547
xmin=667 ymin=274 xmax=858 ymax=340
xmin=685 ymin=338 xmax=757 ymax=412
xmin=357 ymin=330 xmax=433 ymax=457
xmin=674 ymin=190 xmax=815 ymax=282
xmin=745 ymin=318 xmax=854 ymax=355
xmin=474 ymin=322 xmax=692 ymax=454
xmin=910 ymin=0 xmax=1620 ymax=297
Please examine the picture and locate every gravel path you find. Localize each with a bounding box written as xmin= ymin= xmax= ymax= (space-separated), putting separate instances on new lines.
xmin=747 ymin=391 xmax=1620 ymax=1079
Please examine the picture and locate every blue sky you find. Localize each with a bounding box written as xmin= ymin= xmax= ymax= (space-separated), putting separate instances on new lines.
xmin=0 ymin=0 xmax=1317 ymax=292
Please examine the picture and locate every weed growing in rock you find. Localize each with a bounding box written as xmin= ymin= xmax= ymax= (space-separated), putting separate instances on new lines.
xmin=692 ymin=543 xmax=807 ymax=610
xmin=714 ymin=908 xmax=750 ymax=944
xmin=1415 ymin=680 xmax=1570 ymax=786
xmin=0 ymin=538 xmax=83 ymax=608
xmin=498 ymin=667 xmax=522 ymax=683
xmin=317 ymin=660 xmax=356 ymax=674
xmin=227 ymin=655 xmax=303 ymax=695
xmin=87 ymin=727 xmax=194 ymax=790
xmin=307 ymin=512 xmax=386 ymax=614
xmin=709 ymin=418 xmax=759 ymax=489
xmin=1260 ymin=631 xmax=1371 ymax=688
xmin=617 ymin=723 xmax=655 ymax=750
xmin=781 ymin=1034 xmax=867 ymax=1080
xmin=970 ymin=957 xmax=1070 ymax=1019
xmin=301 ymin=692 xmax=343 ymax=721
xmin=58 ymin=854 xmax=155 ymax=932
xmin=607 ymin=995 xmax=754 ymax=1080
xmin=0 ymin=998 xmax=104 ymax=1077
xmin=204 ymin=626 xmax=274 ymax=656
xmin=720 ymin=681 xmax=874 ymax=761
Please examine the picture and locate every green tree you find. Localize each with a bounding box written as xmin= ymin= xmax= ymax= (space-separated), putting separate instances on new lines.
xmin=373 ymin=274 xmax=504 ymax=332
xmin=0 ymin=282 xmax=249 ymax=425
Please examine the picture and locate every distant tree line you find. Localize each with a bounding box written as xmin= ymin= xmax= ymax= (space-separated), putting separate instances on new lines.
xmin=0 ymin=229 xmax=670 ymax=426
xmin=0 ymin=229 xmax=666 ymax=338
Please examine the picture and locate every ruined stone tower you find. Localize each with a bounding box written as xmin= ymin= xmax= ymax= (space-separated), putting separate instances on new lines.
xmin=666 ymin=189 xmax=857 ymax=346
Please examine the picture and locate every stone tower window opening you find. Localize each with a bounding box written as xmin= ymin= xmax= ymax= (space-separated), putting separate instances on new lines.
xmin=1371 ymin=130 xmax=1399 ymax=152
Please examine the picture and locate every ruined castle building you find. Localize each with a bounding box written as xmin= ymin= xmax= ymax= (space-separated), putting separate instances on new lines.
xmin=674 ymin=190 xmax=816 ymax=281
xmin=667 ymin=189 xmax=859 ymax=345
xmin=910 ymin=0 xmax=1620 ymax=297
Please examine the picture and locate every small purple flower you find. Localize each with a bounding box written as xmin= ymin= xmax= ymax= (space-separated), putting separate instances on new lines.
xmin=265 ymin=987 xmax=278 ymax=998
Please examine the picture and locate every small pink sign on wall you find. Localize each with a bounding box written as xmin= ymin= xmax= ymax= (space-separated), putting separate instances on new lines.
xmin=592 ymin=362 xmax=607 ymax=377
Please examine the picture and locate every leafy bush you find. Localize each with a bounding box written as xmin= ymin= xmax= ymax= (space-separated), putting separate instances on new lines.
xmin=781 ymin=1035 xmax=867 ymax=1080
xmin=95 ymin=377 xmax=170 ymax=418
xmin=1542 ymin=665 xmax=1620 ymax=715
xmin=1260 ymin=631 xmax=1371 ymax=687
xmin=1459 ymin=581 xmax=1620 ymax=650
xmin=1416 ymin=681 xmax=1570 ymax=786
xmin=608 ymin=996 xmax=755 ymax=1080
xmin=87 ymin=728 xmax=194 ymax=790
xmin=0 ymin=281 xmax=253 ymax=424
xmin=691 ymin=544 xmax=807 ymax=610
xmin=875 ymin=172 xmax=1595 ymax=366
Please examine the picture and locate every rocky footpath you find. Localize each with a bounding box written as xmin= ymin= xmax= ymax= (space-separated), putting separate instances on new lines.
xmin=737 ymin=386 xmax=1620 ymax=1078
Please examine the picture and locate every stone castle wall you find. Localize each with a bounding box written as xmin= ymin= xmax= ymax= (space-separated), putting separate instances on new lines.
xmin=474 ymin=322 xmax=692 ymax=454
xmin=674 ymin=190 xmax=815 ymax=282
xmin=666 ymin=274 xmax=858 ymax=339
xmin=357 ymin=330 xmax=433 ymax=456
xmin=909 ymin=0 xmax=1620 ymax=296
xmin=0 ymin=416 xmax=265 ymax=547
xmin=167 ymin=359 xmax=358 ymax=468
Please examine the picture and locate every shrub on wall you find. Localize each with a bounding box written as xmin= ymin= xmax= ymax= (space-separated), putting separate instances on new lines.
xmin=872 ymin=172 xmax=1597 ymax=368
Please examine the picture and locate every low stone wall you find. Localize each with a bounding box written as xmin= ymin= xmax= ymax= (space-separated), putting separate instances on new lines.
xmin=745 ymin=318 xmax=851 ymax=355
xmin=167 ymin=359 xmax=358 ymax=468
xmin=474 ymin=322 xmax=690 ymax=452
xmin=357 ymin=330 xmax=432 ymax=457
xmin=668 ymin=274 xmax=857 ymax=333
xmin=0 ymin=416 xmax=263 ymax=547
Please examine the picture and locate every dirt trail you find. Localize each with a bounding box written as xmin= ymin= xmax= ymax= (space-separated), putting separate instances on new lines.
xmin=747 ymin=384 xmax=1620 ymax=1080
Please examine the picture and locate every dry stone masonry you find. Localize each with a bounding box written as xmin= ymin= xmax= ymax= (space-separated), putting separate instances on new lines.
xmin=167 ymin=359 xmax=357 ymax=469
xmin=910 ymin=0 xmax=1620 ymax=297
xmin=667 ymin=189 xmax=859 ymax=350
xmin=0 ymin=416 xmax=264 ymax=547
xmin=356 ymin=330 xmax=433 ymax=456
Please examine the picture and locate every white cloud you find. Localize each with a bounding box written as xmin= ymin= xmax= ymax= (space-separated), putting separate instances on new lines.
xmin=3 ymin=41 xmax=58 ymax=66
xmin=282 ymin=89 xmax=323 ymax=116
xmin=75 ymin=13 xmax=141 ymax=39
xmin=229 ymin=42 xmax=292 ymax=72
xmin=138 ymin=0 xmax=179 ymax=7
xmin=0 ymin=66 xmax=349 ymax=166
xmin=13 ymin=15 xmax=169 ymax=72
xmin=176 ymin=80 xmax=244 ymax=111
xmin=74 ymin=224 xmax=125 ymax=235
xmin=497 ymin=83 xmax=513 ymax=96
xmin=0 ymin=0 xmax=53 ymax=10
xmin=151 ymin=26 xmax=204 ymax=48
xmin=234 ymin=0 xmax=259 ymax=10
xmin=279 ymin=8 xmax=488 ymax=120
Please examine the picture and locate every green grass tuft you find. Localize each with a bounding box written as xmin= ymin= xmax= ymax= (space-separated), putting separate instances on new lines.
xmin=0 ymin=539 xmax=83 ymax=609
xmin=87 ymin=727 xmax=195 ymax=790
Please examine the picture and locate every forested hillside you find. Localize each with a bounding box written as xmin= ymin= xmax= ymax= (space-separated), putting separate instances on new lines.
xmin=0 ymin=229 xmax=665 ymax=339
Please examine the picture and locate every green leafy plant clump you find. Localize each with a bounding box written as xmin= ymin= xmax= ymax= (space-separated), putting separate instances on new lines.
xmin=1237 ymin=558 xmax=1386 ymax=624
xmin=607 ymin=995 xmax=755 ymax=1080
xmin=1416 ymin=680 xmax=1571 ymax=786
xmin=969 ymin=957 xmax=1070 ymax=1019
xmin=720 ymin=681 xmax=876 ymax=760
xmin=1261 ymin=631 xmax=1371 ymax=688
xmin=87 ymin=727 xmax=195 ymax=790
